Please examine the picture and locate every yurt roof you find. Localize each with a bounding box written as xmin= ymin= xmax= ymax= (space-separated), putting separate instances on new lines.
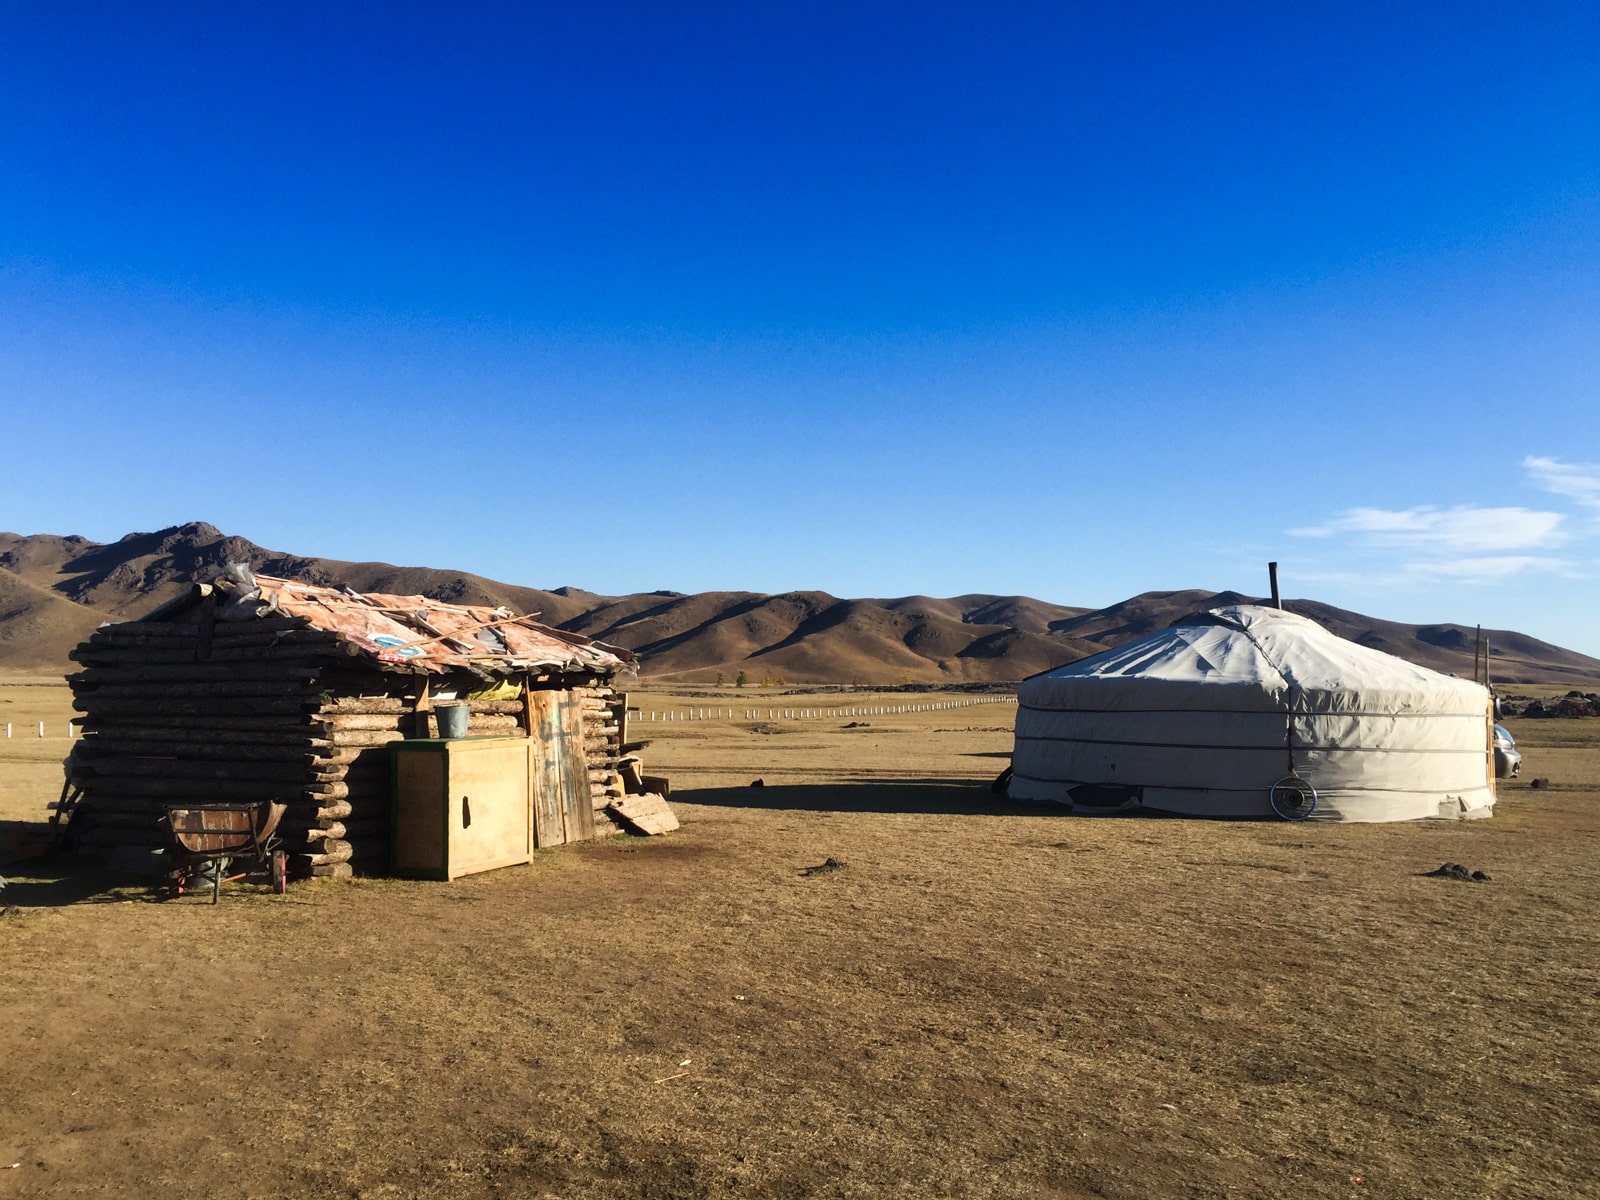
xmin=1027 ymin=605 xmax=1487 ymax=708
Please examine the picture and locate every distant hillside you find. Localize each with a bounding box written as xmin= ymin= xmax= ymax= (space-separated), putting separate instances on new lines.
xmin=2 ymin=522 xmax=1598 ymax=686
xmin=0 ymin=566 xmax=104 ymax=670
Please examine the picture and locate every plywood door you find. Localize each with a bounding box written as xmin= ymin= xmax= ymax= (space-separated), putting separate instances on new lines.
xmin=528 ymin=690 xmax=569 ymax=847
xmin=556 ymin=691 xmax=594 ymax=842
xmin=445 ymin=742 xmax=531 ymax=879
xmin=528 ymin=690 xmax=594 ymax=846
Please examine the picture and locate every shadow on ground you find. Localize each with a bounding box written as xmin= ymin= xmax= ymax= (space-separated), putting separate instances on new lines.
xmin=676 ymin=781 xmax=1212 ymax=820
xmin=1 ymin=856 xmax=166 ymax=908
xmin=677 ymin=780 xmax=1059 ymax=817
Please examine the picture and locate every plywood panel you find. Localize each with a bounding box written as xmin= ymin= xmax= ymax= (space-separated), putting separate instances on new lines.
xmin=528 ymin=690 xmax=568 ymax=848
xmin=556 ymin=692 xmax=594 ymax=842
xmin=444 ymin=740 xmax=530 ymax=879
xmin=393 ymin=749 xmax=445 ymax=874
xmin=608 ymin=793 xmax=679 ymax=835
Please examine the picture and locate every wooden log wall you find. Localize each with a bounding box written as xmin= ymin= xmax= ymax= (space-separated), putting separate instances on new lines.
xmin=68 ymin=612 xmax=627 ymax=879
xmin=68 ymin=618 xmax=352 ymax=877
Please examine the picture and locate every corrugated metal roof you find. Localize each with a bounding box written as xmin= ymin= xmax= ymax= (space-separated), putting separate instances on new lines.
xmin=251 ymin=575 xmax=633 ymax=676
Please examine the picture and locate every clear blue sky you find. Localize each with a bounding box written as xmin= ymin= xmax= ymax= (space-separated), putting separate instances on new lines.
xmin=3 ymin=4 xmax=1598 ymax=653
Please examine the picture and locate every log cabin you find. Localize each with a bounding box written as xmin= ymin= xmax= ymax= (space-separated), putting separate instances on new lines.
xmin=63 ymin=566 xmax=635 ymax=878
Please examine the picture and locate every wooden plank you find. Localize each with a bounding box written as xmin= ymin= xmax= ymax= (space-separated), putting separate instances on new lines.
xmin=527 ymin=690 xmax=567 ymax=848
xmin=607 ymin=793 xmax=679 ymax=836
xmin=557 ymin=691 xmax=595 ymax=843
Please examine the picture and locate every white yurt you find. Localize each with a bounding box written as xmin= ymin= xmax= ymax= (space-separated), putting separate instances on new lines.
xmin=1008 ymin=605 xmax=1494 ymax=822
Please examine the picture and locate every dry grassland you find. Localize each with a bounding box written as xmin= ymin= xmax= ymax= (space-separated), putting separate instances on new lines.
xmin=0 ymin=678 xmax=78 ymax=823
xmin=2 ymin=680 xmax=1598 ymax=1199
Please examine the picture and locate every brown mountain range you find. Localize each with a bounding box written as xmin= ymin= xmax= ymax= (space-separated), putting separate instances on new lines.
xmin=2 ymin=522 xmax=1597 ymax=686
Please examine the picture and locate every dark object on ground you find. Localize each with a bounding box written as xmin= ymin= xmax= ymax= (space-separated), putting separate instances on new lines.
xmin=843 ymin=721 xmax=872 ymax=729
xmin=1521 ymin=695 xmax=1599 ymax=718
xmin=750 ymin=778 xmax=765 ymax=788
xmin=1422 ymin=863 xmax=1492 ymax=882
xmin=800 ymin=857 xmax=846 ymax=877
xmin=992 ymin=766 xmax=1014 ymax=795
xmin=1531 ymin=778 xmax=1550 ymax=789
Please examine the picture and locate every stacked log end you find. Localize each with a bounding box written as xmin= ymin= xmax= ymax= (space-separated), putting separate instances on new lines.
xmin=578 ymin=683 xmax=627 ymax=831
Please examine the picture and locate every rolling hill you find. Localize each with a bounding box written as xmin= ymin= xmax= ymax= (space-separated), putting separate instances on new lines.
xmin=0 ymin=566 xmax=106 ymax=670
xmin=2 ymin=522 xmax=1597 ymax=685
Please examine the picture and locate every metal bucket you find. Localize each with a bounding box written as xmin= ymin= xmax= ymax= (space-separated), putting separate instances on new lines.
xmin=435 ymin=703 xmax=470 ymax=739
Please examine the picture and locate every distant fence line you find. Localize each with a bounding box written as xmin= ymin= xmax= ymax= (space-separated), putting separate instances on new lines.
xmin=636 ymin=696 xmax=1017 ymax=723
xmin=4 ymin=722 xmax=76 ymax=739
xmin=5 ymin=696 xmax=1018 ymax=737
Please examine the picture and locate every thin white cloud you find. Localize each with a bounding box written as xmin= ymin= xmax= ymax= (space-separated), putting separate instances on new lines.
xmin=1294 ymin=555 xmax=1575 ymax=590
xmin=1289 ymin=505 xmax=1566 ymax=553
xmin=1286 ymin=455 xmax=1600 ymax=595
xmin=1524 ymin=455 xmax=1600 ymax=511
xmin=1406 ymin=555 xmax=1572 ymax=583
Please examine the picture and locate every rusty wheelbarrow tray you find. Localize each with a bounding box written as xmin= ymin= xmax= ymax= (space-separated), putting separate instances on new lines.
xmin=163 ymin=801 xmax=288 ymax=903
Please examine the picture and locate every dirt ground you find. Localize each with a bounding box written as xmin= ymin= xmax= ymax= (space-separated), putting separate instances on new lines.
xmin=2 ymin=681 xmax=1598 ymax=1199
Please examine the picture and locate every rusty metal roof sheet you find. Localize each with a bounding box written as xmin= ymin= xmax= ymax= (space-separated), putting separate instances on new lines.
xmin=250 ymin=575 xmax=633 ymax=676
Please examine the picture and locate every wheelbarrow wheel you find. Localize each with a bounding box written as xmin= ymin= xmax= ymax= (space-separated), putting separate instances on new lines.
xmin=271 ymin=850 xmax=288 ymax=894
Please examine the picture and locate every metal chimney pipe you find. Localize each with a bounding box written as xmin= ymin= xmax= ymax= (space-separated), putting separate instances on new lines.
xmin=1268 ymin=562 xmax=1281 ymax=609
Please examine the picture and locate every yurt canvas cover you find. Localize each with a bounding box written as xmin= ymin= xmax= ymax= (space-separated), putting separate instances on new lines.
xmin=1008 ymin=605 xmax=1494 ymax=822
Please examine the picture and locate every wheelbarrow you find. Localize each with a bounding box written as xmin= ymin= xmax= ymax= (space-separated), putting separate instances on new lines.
xmin=162 ymin=801 xmax=288 ymax=902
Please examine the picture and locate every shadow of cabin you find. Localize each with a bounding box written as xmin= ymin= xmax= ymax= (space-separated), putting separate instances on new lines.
xmin=62 ymin=568 xmax=636 ymax=879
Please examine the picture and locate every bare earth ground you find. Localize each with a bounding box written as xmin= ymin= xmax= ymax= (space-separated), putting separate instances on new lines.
xmin=2 ymin=680 xmax=1598 ymax=1199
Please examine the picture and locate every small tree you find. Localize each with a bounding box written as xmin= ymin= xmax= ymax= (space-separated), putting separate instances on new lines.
xmin=715 ymin=671 xmax=725 ymax=686
xmin=736 ymin=671 xmax=748 ymax=688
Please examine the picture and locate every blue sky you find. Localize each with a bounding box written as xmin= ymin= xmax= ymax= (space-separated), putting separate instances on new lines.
xmin=2 ymin=4 xmax=1598 ymax=653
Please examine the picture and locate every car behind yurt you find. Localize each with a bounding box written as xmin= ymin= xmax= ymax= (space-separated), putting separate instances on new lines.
xmin=1007 ymin=605 xmax=1494 ymax=822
